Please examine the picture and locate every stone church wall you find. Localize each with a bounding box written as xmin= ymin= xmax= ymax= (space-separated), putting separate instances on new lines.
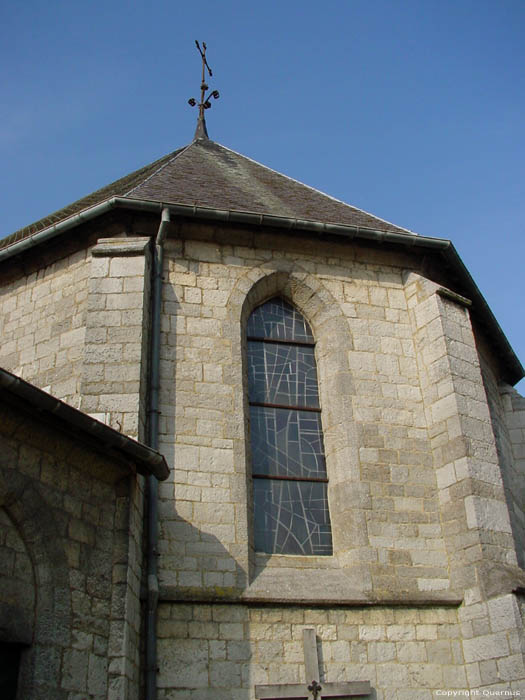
xmin=0 ymin=398 xmax=143 ymax=700
xmin=405 ymin=275 xmax=518 ymax=586
xmin=79 ymin=237 xmax=152 ymax=441
xmin=156 ymin=229 xmax=450 ymax=601
xmin=156 ymin=602 xmax=468 ymax=700
xmin=458 ymin=591 xmax=525 ymax=691
xmin=500 ymin=384 xmax=525 ymax=567
xmin=2 ymin=215 xmax=524 ymax=696
xmin=475 ymin=335 xmax=525 ymax=568
xmin=152 ymin=225 xmax=525 ymax=696
xmin=0 ymin=507 xmax=35 ymax=646
xmin=0 ymin=233 xmax=154 ymax=442
xmin=0 ymin=248 xmax=90 ymax=406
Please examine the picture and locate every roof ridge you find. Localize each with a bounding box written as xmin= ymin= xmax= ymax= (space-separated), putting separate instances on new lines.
xmin=211 ymin=141 xmax=417 ymax=235
xmin=123 ymin=141 xmax=195 ymax=198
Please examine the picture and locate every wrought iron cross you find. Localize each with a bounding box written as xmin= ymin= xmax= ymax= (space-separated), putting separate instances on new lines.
xmin=188 ymin=40 xmax=220 ymax=138
xmin=255 ymin=629 xmax=371 ymax=699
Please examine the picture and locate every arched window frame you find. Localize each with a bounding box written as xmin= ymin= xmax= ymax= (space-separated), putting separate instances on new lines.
xmin=246 ymin=297 xmax=333 ymax=556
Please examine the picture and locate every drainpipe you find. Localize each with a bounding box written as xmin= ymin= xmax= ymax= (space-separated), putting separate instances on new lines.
xmin=146 ymin=206 xmax=170 ymax=700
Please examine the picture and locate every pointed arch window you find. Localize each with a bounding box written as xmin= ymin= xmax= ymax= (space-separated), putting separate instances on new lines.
xmin=247 ymin=297 xmax=333 ymax=555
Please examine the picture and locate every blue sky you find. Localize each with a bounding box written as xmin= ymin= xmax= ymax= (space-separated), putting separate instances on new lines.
xmin=1 ymin=0 xmax=524 ymax=388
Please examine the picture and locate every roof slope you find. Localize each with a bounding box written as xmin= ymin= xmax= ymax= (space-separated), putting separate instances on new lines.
xmin=0 ymin=147 xmax=185 ymax=250
xmin=1 ymin=138 xmax=412 ymax=250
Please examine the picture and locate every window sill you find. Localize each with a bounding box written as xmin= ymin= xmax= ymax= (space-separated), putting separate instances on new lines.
xmin=255 ymin=552 xmax=339 ymax=570
xmin=249 ymin=554 xmax=370 ymax=603
xmin=244 ymin=562 xmax=461 ymax=606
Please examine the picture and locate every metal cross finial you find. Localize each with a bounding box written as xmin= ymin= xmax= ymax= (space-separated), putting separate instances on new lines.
xmin=188 ymin=40 xmax=220 ymax=139
xmin=308 ymin=680 xmax=322 ymax=699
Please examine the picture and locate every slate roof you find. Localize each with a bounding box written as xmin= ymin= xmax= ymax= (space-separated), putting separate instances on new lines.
xmin=0 ymin=147 xmax=185 ymax=250
xmin=1 ymin=134 xmax=523 ymax=383
xmin=1 ymin=138 xmax=413 ymax=250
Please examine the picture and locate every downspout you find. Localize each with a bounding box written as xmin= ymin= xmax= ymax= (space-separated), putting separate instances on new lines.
xmin=145 ymin=206 xmax=170 ymax=700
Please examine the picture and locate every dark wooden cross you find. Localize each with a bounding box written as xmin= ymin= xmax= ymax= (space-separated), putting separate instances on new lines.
xmin=255 ymin=629 xmax=370 ymax=699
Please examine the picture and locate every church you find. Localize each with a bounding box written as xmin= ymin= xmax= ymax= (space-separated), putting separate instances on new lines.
xmin=1 ymin=49 xmax=525 ymax=700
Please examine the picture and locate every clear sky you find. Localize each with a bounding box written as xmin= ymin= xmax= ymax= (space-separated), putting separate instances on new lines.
xmin=2 ymin=0 xmax=524 ymax=389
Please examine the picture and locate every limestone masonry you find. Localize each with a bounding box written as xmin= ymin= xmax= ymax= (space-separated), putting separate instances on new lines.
xmin=0 ymin=135 xmax=524 ymax=699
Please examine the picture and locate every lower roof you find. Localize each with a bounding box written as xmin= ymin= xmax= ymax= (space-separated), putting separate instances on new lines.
xmin=0 ymin=367 xmax=169 ymax=481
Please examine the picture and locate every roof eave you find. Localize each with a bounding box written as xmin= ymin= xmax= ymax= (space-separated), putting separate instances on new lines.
xmin=0 ymin=196 xmax=522 ymax=384
xmin=0 ymin=195 xmax=447 ymax=261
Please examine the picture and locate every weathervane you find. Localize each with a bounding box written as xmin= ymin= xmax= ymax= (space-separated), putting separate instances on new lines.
xmin=188 ymin=40 xmax=220 ymax=139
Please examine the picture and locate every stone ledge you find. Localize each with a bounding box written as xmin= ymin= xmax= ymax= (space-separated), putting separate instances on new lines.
xmin=437 ymin=286 xmax=472 ymax=308
xmin=255 ymin=553 xmax=341 ymax=570
xmin=157 ymin=585 xmax=463 ymax=608
xmin=477 ymin=562 xmax=525 ymax=599
xmin=92 ymin=237 xmax=151 ymax=257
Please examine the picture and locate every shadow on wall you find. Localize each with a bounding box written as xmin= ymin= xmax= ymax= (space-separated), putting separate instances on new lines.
xmin=155 ymin=517 xmax=377 ymax=700
xmin=0 ymin=464 xmax=71 ymax=700
xmin=156 ymin=516 xmax=253 ymax=700
xmin=0 ymin=508 xmax=35 ymax=700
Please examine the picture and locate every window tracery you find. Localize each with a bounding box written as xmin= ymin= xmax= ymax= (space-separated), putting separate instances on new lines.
xmin=247 ymin=297 xmax=333 ymax=555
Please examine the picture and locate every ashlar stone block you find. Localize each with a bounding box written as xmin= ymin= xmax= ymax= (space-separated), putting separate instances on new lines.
xmin=463 ymin=632 xmax=510 ymax=663
xmin=464 ymin=496 xmax=512 ymax=533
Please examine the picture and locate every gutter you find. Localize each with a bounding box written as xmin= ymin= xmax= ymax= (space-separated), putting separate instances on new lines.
xmin=0 ymin=196 xmax=522 ymax=384
xmin=0 ymin=196 xmax=450 ymax=262
xmin=0 ymin=367 xmax=169 ymax=480
xmin=145 ymin=207 xmax=170 ymax=700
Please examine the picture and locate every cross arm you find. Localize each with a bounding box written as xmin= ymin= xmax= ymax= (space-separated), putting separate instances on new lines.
xmin=319 ymin=681 xmax=371 ymax=697
xmin=255 ymin=685 xmax=310 ymax=699
xmin=255 ymin=681 xmax=371 ymax=699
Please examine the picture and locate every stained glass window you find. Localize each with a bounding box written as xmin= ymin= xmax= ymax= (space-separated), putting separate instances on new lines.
xmin=247 ymin=298 xmax=333 ymax=556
